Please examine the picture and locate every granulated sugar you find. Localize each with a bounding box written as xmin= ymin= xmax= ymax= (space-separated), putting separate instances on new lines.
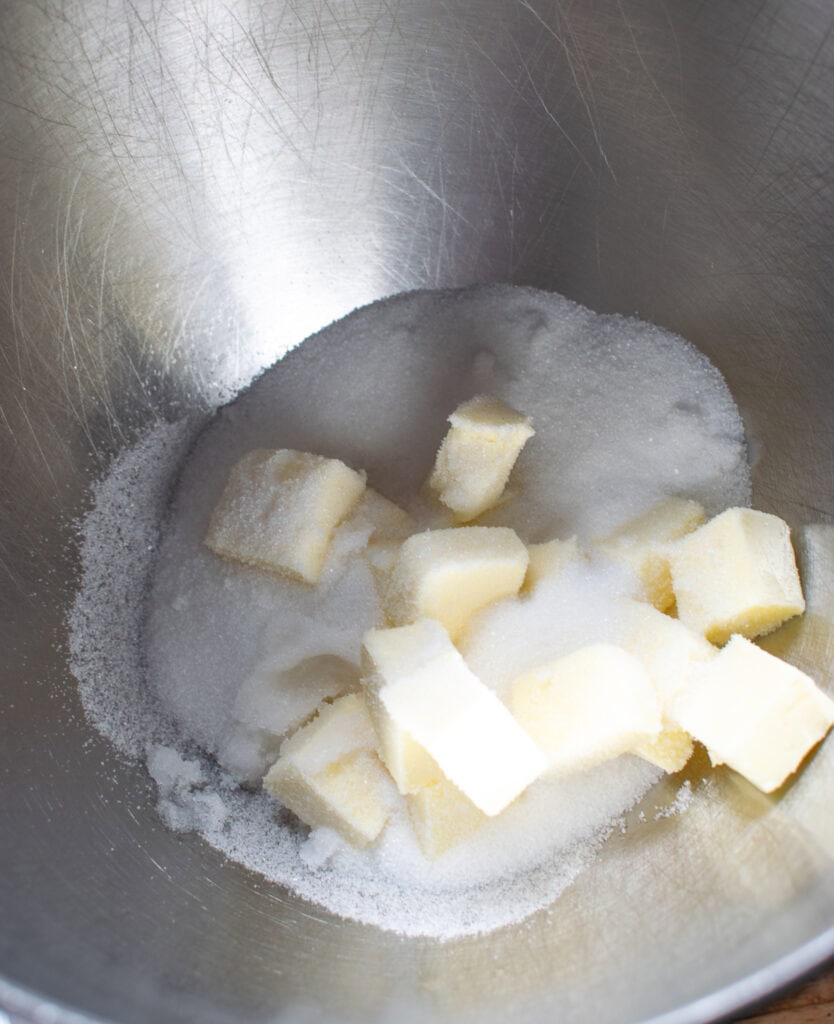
xmin=68 ymin=418 xmax=200 ymax=756
xmin=460 ymin=559 xmax=640 ymax=701
xmin=69 ymin=284 xmax=752 ymax=939
xmin=143 ymin=741 xmax=658 ymax=937
xmin=653 ymin=779 xmax=698 ymax=821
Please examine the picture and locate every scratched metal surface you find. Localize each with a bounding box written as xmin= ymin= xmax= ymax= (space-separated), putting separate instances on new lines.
xmin=1 ymin=1 xmax=834 ymax=1023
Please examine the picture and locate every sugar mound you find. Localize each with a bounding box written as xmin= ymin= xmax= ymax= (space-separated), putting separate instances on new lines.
xmin=460 ymin=558 xmax=640 ymax=700
xmin=69 ymin=284 xmax=751 ymax=939
xmin=146 ymin=744 xmax=230 ymax=833
xmin=299 ymin=827 xmax=344 ymax=871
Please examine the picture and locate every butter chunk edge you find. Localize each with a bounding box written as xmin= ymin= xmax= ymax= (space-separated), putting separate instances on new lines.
xmin=362 ymin=619 xmax=545 ymax=815
xmin=511 ymin=643 xmax=662 ymax=778
xmin=429 ymin=395 xmax=534 ymax=522
xmin=205 ymin=448 xmax=366 ymax=584
xmin=263 ymin=693 xmax=393 ymax=847
xmin=385 ymin=526 xmax=529 ymax=641
xmin=673 ymin=635 xmax=834 ymax=792
xmin=669 ymin=507 xmax=805 ymax=645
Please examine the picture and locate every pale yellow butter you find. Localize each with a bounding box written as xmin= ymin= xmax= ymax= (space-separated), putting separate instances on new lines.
xmin=523 ymin=536 xmax=583 ymax=592
xmin=619 ymin=600 xmax=718 ymax=704
xmin=385 ymin=526 xmax=528 ymax=641
xmin=407 ymin=777 xmax=487 ymax=859
xmin=355 ymin=488 xmax=413 ymax=538
xmin=511 ymin=643 xmax=661 ymax=777
xmin=205 ymin=448 xmax=366 ymax=583
xmin=362 ymin=619 xmax=545 ymax=815
xmin=263 ymin=693 xmax=393 ymax=846
xmin=633 ymin=729 xmax=695 ymax=775
xmin=360 ymin=630 xmax=441 ymax=794
xmin=596 ymin=498 xmax=706 ymax=611
xmin=673 ymin=635 xmax=834 ymax=792
xmin=429 ymin=395 xmax=534 ymax=521
xmin=348 ymin=488 xmax=415 ymax=587
xmin=669 ymin=507 xmax=805 ymax=645
xmin=618 ymin=600 xmax=718 ymax=772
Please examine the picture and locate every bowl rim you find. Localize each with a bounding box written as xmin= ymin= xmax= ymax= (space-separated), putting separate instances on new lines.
xmin=2 ymin=924 xmax=833 ymax=1024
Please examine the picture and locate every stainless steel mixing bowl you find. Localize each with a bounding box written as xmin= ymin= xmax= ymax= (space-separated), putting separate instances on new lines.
xmin=2 ymin=1 xmax=834 ymax=1022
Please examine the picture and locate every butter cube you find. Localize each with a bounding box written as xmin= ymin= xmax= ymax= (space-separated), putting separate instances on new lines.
xmin=673 ymin=635 xmax=834 ymax=792
xmin=429 ymin=395 xmax=534 ymax=521
xmin=407 ymin=778 xmax=487 ymax=859
xmin=263 ymin=693 xmax=393 ymax=846
xmin=511 ymin=643 xmax=661 ymax=777
xmin=334 ymin=486 xmax=415 ymax=586
xmin=385 ymin=527 xmax=528 ymax=641
xmin=523 ymin=537 xmax=583 ymax=592
xmin=618 ymin=600 xmax=717 ymax=771
xmin=669 ymin=508 xmax=805 ymax=645
xmin=335 ymin=487 xmax=412 ymax=553
xmin=345 ymin=487 xmax=413 ymax=543
xmin=205 ymin=449 xmax=366 ymax=583
xmin=363 ymin=490 xmax=414 ymax=584
xmin=362 ymin=620 xmax=545 ymax=815
xmin=596 ymin=499 xmax=706 ymax=610
xmin=619 ymin=600 xmax=717 ymax=704
xmin=361 ymin=631 xmax=441 ymax=794
xmin=633 ymin=729 xmax=695 ymax=774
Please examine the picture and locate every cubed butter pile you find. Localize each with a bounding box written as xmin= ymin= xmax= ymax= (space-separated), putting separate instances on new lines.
xmin=205 ymin=396 xmax=834 ymax=860
xmin=511 ymin=643 xmax=662 ymax=776
xmin=594 ymin=498 xmax=706 ymax=611
xmin=363 ymin=619 xmax=545 ymax=815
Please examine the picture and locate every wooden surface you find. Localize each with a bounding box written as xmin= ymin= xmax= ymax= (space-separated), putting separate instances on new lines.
xmin=737 ymin=965 xmax=834 ymax=1023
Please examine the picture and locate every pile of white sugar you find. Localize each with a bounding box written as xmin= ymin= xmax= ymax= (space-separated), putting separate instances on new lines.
xmin=69 ymin=284 xmax=751 ymax=939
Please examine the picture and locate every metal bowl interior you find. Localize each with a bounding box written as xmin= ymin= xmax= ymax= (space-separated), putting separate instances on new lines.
xmin=1 ymin=2 xmax=834 ymax=1023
